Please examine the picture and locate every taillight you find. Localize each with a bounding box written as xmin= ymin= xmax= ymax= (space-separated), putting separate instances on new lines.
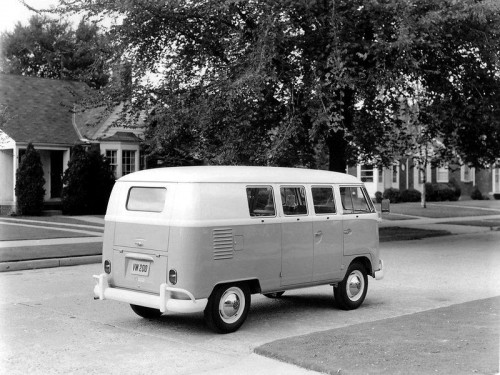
xmin=104 ymin=260 xmax=111 ymax=274
xmin=169 ymin=269 xmax=177 ymax=285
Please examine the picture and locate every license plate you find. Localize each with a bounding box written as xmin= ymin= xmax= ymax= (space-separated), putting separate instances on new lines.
xmin=131 ymin=261 xmax=150 ymax=276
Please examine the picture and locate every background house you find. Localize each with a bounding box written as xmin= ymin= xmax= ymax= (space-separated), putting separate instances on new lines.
xmin=348 ymin=158 xmax=500 ymax=200
xmin=0 ymin=74 xmax=145 ymax=215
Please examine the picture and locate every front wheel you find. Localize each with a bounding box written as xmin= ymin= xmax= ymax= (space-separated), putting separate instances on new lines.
xmin=130 ymin=304 xmax=162 ymax=319
xmin=204 ymin=283 xmax=250 ymax=333
xmin=334 ymin=262 xmax=368 ymax=310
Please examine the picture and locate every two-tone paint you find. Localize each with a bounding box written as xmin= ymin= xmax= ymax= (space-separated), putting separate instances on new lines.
xmin=94 ymin=166 xmax=384 ymax=331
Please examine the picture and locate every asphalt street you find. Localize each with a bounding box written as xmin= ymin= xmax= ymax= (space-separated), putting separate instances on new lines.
xmin=1 ymin=230 xmax=499 ymax=374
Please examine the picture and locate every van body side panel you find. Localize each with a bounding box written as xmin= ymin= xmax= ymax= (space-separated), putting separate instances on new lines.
xmin=166 ymin=222 xmax=282 ymax=298
xmin=280 ymin=218 xmax=314 ymax=286
xmin=166 ymin=226 xmax=214 ymax=299
xmin=312 ymin=216 xmax=343 ymax=281
xmin=237 ymin=221 xmax=282 ymax=291
xmin=342 ymin=212 xmax=379 ymax=256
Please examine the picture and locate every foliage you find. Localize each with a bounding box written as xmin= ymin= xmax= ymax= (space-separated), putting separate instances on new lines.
xmin=470 ymin=187 xmax=484 ymax=200
xmin=400 ymin=189 xmax=422 ymax=203
xmin=62 ymin=145 xmax=115 ymax=215
xmin=0 ymin=16 xmax=111 ymax=88
xmin=15 ymin=143 xmax=45 ymax=215
xmin=383 ymin=188 xmax=401 ymax=204
xmin=56 ymin=0 xmax=500 ymax=171
xmin=425 ymin=182 xmax=460 ymax=202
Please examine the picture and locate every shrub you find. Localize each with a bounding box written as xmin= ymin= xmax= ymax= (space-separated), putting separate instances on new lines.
xmin=448 ymin=178 xmax=462 ymax=201
xmin=383 ymin=188 xmax=400 ymax=203
xmin=400 ymin=188 xmax=422 ymax=202
xmin=15 ymin=143 xmax=45 ymax=215
xmin=375 ymin=191 xmax=383 ymax=203
xmin=471 ymin=187 xmax=483 ymax=200
xmin=426 ymin=182 xmax=460 ymax=202
xmin=62 ymin=145 xmax=115 ymax=215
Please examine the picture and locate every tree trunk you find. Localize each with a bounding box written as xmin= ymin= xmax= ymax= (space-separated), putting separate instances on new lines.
xmin=327 ymin=129 xmax=347 ymax=172
xmin=420 ymin=167 xmax=427 ymax=208
xmin=327 ymin=88 xmax=354 ymax=173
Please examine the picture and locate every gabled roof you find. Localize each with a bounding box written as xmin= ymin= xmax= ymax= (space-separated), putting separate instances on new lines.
xmin=0 ymin=74 xmax=88 ymax=145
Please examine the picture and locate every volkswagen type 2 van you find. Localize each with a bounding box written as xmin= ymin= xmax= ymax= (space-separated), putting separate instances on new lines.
xmin=93 ymin=166 xmax=384 ymax=333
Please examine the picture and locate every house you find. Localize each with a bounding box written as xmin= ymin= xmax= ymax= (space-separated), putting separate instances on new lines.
xmin=348 ymin=158 xmax=500 ymax=200
xmin=0 ymin=74 xmax=145 ymax=215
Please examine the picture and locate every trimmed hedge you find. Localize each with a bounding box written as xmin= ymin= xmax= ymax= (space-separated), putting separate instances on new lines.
xmin=382 ymin=188 xmax=400 ymax=203
xmin=400 ymin=188 xmax=422 ymax=202
xmin=425 ymin=182 xmax=460 ymax=202
xmin=15 ymin=143 xmax=45 ymax=215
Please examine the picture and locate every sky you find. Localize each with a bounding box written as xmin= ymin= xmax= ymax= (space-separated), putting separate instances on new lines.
xmin=1 ymin=0 xmax=59 ymax=33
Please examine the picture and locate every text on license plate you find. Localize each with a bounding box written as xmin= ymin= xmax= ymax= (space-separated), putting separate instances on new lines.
xmin=131 ymin=262 xmax=150 ymax=276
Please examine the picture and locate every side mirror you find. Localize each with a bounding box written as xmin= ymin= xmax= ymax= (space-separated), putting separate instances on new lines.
xmin=381 ymin=199 xmax=390 ymax=213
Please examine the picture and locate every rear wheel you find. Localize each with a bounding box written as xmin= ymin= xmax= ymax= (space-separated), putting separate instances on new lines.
xmin=204 ymin=283 xmax=250 ymax=333
xmin=263 ymin=291 xmax=285 ymax=298
xmin=130 ymin=304 xmax=162 ymax=319
xmin=334 ymin=262 xmax=368 ymax=310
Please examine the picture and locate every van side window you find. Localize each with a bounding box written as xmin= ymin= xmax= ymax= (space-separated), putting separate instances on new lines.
xmin=280 ymin=186 xmax=308 ymax=215
xmin=312 ymin=186 xmax=336 ymax=214
xmin=126 ymin=187 xmax=166 ymax=212
xmin=340 ymin=186 xmax=372 ymax=214
xmin=246 ymin=186 xmax=276 ymax=217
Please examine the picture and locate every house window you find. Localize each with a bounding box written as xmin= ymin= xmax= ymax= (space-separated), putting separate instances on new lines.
xmin=360 ymin=165 xmax=374 ymax=183
xmin=378 ymin=167 xmax=383 ymax=183
xmin=461 ymin=165 xmax=474 ymax=183
xmin=392 ymin=164 xmax=398 ymax=183
xmin=122 ymin=150 xmax=136 ymax=176
xmin=437 ymin=166 xmax=448 ymax=183
xmin=105 ymin=150 xmax=117 ymax=177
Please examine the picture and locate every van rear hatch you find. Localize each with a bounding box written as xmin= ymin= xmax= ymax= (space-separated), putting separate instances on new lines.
xmin=108 ymin=184 xmax=171 ymax=294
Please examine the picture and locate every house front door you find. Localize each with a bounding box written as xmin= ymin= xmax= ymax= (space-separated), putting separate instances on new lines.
xmin=50 ymin=151 xmax=64 ymax=198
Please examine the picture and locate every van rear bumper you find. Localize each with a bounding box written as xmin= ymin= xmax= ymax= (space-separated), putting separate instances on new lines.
xmin=93 ymin=274 xmax=208 ymax=314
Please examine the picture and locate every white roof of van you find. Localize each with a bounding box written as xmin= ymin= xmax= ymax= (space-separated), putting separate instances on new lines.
xmin=118 ymin=166 xmax=361 ymax=184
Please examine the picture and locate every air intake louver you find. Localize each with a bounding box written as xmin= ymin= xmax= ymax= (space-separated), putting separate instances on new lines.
xmin=213 ymin=228 xmax=234 ymax=260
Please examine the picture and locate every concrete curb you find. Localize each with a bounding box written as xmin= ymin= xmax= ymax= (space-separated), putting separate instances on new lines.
xmin=0 ymin=255 xmax=101 ymax=272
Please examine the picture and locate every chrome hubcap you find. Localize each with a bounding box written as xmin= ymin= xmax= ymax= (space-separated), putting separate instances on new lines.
xmin=219 ymin=287 xmax=245 ymax=324
xmin=346 ymin=270 xmax=364 ymax=301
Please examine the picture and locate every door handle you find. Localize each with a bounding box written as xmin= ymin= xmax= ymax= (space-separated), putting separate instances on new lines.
xmin=344 ymin=229 xmax=352 ymax=235
xmin=315 ymin=230 xmax=323 ymax=236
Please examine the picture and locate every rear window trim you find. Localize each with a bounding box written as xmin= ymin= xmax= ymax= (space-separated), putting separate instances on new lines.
xmin=126 ymin=186 xmax=167 ymax=213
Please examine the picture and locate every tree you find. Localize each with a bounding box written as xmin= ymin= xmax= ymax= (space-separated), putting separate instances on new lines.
xmin=57 ymin=0 xmax=500 ymax=171
xmin=61 ymin=145 xmax=115 ymax=215
xmin=15 ymin=143 xmax=45 ymax=215
xmin=0 ymin=15 xmax=111 ymax=88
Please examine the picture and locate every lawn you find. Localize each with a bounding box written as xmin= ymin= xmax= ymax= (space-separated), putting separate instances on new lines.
xmin=378 ymin=201 xmax=500 ymax=219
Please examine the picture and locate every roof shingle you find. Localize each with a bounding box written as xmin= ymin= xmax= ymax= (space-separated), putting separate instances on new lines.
xmin=0 ymin=74 xmax=88 ymax=145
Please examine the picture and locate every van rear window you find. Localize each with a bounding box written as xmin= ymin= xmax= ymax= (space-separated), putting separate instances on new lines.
xmin=126 ymin=187 xmax=166 ymax=212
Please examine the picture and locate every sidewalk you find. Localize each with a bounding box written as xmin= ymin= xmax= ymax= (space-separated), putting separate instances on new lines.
xmin=1 ymin=201 xmax=500 ymax=272
xmin=0 ymin=215 xmax=104 ymax=272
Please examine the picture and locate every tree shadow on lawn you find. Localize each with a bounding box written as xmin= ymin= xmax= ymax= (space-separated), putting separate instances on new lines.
xmin=379 ymin=227 xmax=450 ymax=242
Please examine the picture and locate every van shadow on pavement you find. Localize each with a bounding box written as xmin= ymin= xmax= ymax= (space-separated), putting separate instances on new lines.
xmin=255 ymin=296 xmax=500 ymax=375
